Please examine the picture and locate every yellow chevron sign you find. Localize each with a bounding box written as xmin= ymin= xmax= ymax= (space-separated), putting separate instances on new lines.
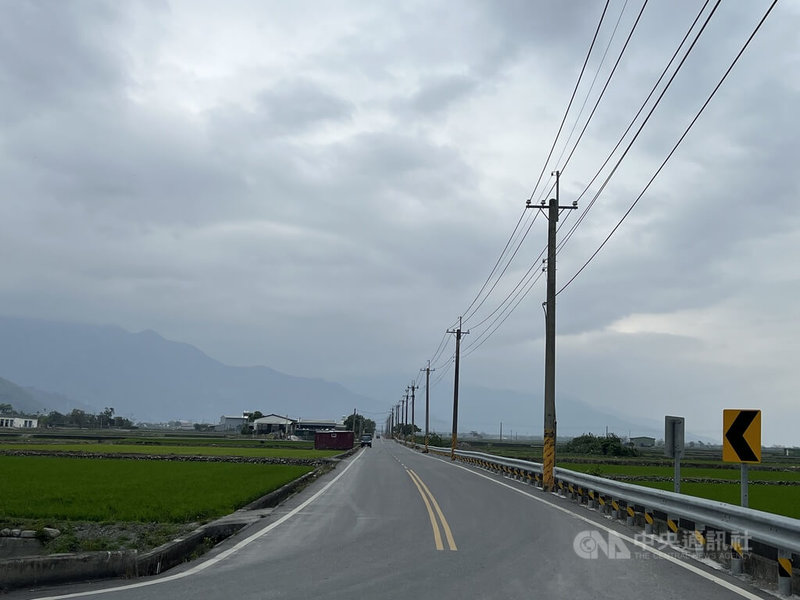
xmin=723 ymin=409 xmax=761 ymax=463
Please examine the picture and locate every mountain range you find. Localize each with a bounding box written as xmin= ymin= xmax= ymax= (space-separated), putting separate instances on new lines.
xmin=0 ymin=316 xmax=372 ymax=423
xmin=0 ymin=315 xmax=708 ymax=441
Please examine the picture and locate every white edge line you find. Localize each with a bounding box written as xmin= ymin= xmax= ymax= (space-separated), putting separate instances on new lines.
xmin=426 ymin=449 xmax=766 ymax=600
xmin=33 ymin=450 xmax=365 ymax=600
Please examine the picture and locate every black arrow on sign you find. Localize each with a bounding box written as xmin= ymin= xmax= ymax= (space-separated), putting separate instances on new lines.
xmin=726 ymin=410 xmax=759 ymax=462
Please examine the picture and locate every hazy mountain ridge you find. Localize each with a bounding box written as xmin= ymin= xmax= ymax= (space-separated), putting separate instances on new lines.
xmin=0 ymin=376 xmax=42 ymax=414
xmin=0 ymin=316 xmax=373 ymax=423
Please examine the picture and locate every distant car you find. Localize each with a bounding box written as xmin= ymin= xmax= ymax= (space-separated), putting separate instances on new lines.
xmin=375 ymin=434 xmax=380 ymax=439
xmin=360 ymin=434 xmax=372 ymax=448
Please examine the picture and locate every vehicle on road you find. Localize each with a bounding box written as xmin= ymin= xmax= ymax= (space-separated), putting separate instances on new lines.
xmin=360 ymin=434 xmax=372 ymax=448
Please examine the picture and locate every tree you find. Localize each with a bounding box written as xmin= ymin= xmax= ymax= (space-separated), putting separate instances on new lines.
xmin=344 ymin=414 xmax=375 ymax=434
xmin=562 ymin=433 xmax=638 ymax=457
xmin=248 ymin=411 xmax=264 ymax=422
xmin=393 ymin=423 xmax=420 ymax=437
xmin=68 ymin=409 xmax=88 ymax=428
xmin=0 ymin=403 xmax=13 ymax=415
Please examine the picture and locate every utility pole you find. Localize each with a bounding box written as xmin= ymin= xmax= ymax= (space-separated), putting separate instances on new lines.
xmin=410 ymin=382 xmax=417 ymax=445
xmin=352 ymin=408 xmax=357 ymax=434
xmin=447 ymin=316 xmax=469 ymax=460
xmin=526 ymin=170 xmax=577 ymax=491
xmin=404 ymin=388 xmax=409 ymax=437
xmin=421 ymin=361 xmax=435 ymax=453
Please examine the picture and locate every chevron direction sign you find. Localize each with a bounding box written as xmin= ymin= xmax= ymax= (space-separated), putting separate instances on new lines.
xmin=723 ymin=409 xmax=761 ymax=463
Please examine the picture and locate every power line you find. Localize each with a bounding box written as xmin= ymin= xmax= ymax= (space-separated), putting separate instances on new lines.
xmin=557 ymin=0 xmax=714 ymax=254
xmin=527 ymin=0 xmax=611 ymax=204
xmin=452 ymin=0 xmax=710 ymax=359
xmin=554 ymin=0 xmax=650 ymax=180
xmin=459 ymin=206 xmax=528 ymax=321
xmin=551 ymin=0 xmax=633 ymax=173
xmin=558 ymin=0 xmax=778 ymax=296
xmin=462 ymin=209 xmax=541 ymax=326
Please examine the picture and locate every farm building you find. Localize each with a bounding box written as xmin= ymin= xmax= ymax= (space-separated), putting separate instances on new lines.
xmin=630 ymin=436 xmax=656 ymax=448
xmin=295 ymin=418 xmax=345 ymax=439
xmin=314 ymin=430 xmax=354 ymax=450
xmin=216 ymin=414 xmax=248 ymax=432
xmin=252 ymin=414 xmax=297 ymax=437
xmin=0 ymin=416 xmax=38 ymax=429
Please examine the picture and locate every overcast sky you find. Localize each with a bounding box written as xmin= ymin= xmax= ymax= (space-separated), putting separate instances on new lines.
xmin=1 ymin=1 xmax=798 ymax=444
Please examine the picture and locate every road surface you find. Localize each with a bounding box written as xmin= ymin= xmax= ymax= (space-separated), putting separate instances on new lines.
xmin=10 ymin=438 xmax=774 ymax=599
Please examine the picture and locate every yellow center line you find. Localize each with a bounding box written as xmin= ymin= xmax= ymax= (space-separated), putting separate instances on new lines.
xmin=406 ymin=469 xmax=444 ymax=550
xmin=408 ymin=469 xmax=458 ymax=551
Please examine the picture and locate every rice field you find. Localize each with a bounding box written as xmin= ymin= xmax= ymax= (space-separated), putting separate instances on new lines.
xmin=0 ymin=456 xmax=313 ymax=522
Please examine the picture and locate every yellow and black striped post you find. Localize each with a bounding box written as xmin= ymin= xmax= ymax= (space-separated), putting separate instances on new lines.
xmin=626 ymin=504 xmax=636 ymax=526
xmin=588 ymin=490 xmax=596 ymax=510
xmin=730 ymin=534 xmax=744 ymax=575
xmin=778 ymin=549 xmax=792 ymax=596
xmin=693 ymin=523 xmax=706 ymax=558
xmin=542 ymin=431 xmax=555 ymax=492
xmin=666 ymin=515 xmax=680 ymax=544
xmin=611 ymin=499 xmax=620 ymax=520
xmin=644 ymin=510 xmax=654 ymax=535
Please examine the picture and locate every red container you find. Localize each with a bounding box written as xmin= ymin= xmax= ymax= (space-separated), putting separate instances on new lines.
xmin=314 ymin=430 xmax=354 ymax=450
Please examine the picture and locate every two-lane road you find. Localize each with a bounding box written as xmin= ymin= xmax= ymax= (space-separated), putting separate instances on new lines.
xmin=13 ymin=438 xmax=773 ymax=599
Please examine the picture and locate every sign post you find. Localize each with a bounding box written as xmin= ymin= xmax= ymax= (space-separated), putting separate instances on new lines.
xmin=722 ymin=409 xmax=761 ymax=507
xmin=665 ymin=416 xmax=684 ymax=494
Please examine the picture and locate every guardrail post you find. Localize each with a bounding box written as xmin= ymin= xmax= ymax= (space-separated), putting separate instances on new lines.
xmin=667 ymin=515 xmax=680 ymax=546
xmin=587 ymin=490 xmax=596 ymax=509
xmin=693 ymin=522 xmax=706 ymax=558
xmin=778 ymin=549 xmax=792 ymax=596
xmin=557 ymin=480 xmax=566 ymax=497
xmin=599 ymin=495 xmax=608 ymax=514
xmin=644 ymin=509 xmax=654 ymax=534
xmin=611 ymin=499 xmax=621 ymax=521
xmin=626 ymin=504 xmax=636 ymax=527
xmin=730 ymin=533 xmax=744 ymax=575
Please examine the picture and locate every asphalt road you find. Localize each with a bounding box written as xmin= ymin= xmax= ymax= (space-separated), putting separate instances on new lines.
xmin=11 ymin=438 xmax=776 ymax=600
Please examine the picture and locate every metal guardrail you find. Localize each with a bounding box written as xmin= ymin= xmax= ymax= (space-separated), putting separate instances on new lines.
xmin=421 ymin=443 xmax=799 ymax=589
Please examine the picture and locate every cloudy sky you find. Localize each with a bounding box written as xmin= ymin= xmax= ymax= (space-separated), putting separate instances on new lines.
xmin=1 ymin=1 xmax=798 ymax=443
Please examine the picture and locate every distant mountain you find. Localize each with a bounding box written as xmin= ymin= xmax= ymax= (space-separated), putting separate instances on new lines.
xmin=0 ymin=316 xmax=374 ymax=423
xmin=0 ymin=375 xmax=43 ymax=414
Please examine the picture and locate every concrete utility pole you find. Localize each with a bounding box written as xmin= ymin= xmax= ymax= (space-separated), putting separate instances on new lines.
xmin=352 ymin=408 xmax=357 ymax=433
xmin=410 ymin=382 xmax=417 ymax=444
xmin=421 ymin=361 xmax=435 ymax=453
xmin=447 ymin=316 xmax=469 ymax=460
xmin=404 ymin=388 xmax=409 ymax=434
xmin=526 ymin=170 xmax=577 ymax=492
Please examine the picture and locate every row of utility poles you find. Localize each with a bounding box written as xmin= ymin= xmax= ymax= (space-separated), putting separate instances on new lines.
xmin=387 ymin=172 xmax=574 ymax=492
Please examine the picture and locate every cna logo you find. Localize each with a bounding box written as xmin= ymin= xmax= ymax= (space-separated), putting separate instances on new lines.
xmin=573 ymin=530 xmax=631 ymax=559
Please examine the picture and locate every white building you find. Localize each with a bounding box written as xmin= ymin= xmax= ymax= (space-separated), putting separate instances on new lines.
xmin=0 ymin=416 xmax=38 ymax=429
xmin=217 ymin=415 xmax=248 ymax=432
xmin=252 ymin=414 xmax=297 ymax=436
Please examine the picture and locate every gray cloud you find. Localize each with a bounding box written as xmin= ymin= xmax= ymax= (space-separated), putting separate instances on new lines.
xmin=0 ymin=0 xmax=798 ymax=442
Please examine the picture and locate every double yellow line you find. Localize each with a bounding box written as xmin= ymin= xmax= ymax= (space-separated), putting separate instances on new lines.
xmin=406 ymin=469 xmax=457 ymax=551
